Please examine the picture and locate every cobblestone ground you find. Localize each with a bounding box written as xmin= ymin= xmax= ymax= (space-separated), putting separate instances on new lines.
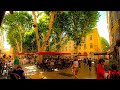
xmin=0 ymin=62 xmax=96 ymax=79
xmin=23 ymin=62 xmax=96 ymax=79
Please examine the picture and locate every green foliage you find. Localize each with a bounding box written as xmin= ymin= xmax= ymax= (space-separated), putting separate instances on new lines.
xmin=66 ymin=11 xmax=99 ymax=46
xmin=100 ymin=37 xmax=109 ymax=52
xmin=47 ymin=11 xmax=99 ymax=51
xmin=3 ymin=11 xmax=33 ymax=30
xmin=2 ymin=11 xmax=99 ymax=53
xmin=2 ymin=11 xmax=33 ymax=51
xmin=49 ymin=12 xmax=71 ymax=51
xmin=6 ymin=27 xmax=20 ymax=47
xmin=38 ymin=12 xmax=50 ymax=47
xmin=23 ymin=11 xmax=50 ymax=52
xmin=23 ymin=29 xmax=37 ymax=52
xmin=50 ymin=11 xmax=99 ymax=51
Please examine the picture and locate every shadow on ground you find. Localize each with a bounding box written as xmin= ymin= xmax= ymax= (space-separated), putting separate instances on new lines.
xmin=58 ymin=72 xmax=73 ymax=77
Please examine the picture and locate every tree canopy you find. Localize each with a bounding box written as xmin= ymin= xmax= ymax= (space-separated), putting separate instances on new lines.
xmin=52 ymin=11 xmax=100 ymax=53
xmin=101 ymin=37 xmax=109 ymax=52
xmin=2 ymin=11 xmax=33 ymax=52
xmin=1 ymin=11 xmax=100 ymax=56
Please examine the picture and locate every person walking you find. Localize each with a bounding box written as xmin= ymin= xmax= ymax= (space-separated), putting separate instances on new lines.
xmin=71 ymin=56 xmax=79 ymax=79
xmin=88 ymin=58 xmax=92 ymax=72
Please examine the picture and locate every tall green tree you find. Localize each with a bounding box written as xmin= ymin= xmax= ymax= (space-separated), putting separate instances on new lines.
xmin=32 ymin=11 xmax=55 ymax=63
xmin=100 ymin=37 xmax=109 ymax=52
xmin=51 ymin=11 xmax=99 ymax=54
xmin=2 ymin=11 xmax=33 ymax=54
xmin=49 ymin=12 xmax=71 ymax=52
xmin=67 ymin=11 xmax=99 ymax=54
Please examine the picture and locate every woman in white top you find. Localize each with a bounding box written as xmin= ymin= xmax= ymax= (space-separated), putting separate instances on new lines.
xmin=71 ymin=56 xmax=79 ymax=79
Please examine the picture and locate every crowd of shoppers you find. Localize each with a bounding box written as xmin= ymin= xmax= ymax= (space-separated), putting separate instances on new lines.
xmin=0 ymin=54 xmax=26 ymax=79
xmin=37 ymin=57 xmax=73 ymax=72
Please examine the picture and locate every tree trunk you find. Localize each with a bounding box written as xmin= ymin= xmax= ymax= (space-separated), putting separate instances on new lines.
xmin=32 ymin=11 xmax=41 ymax=63
xmin=32 ymin=11 xmax=41 ymax=52
xmin=14 ymin=39 xmax=20 ymax=53
xmin=19 ymin=31 xmax=23 ymax=53
xmin=40 ymin=11 xmax=55 ymax=51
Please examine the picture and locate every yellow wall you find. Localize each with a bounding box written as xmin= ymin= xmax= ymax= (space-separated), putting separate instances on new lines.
xmin=60 ymin=28 xmax=102 ymax=59
xmin=3 ymin=47 xmax=14 ymax=58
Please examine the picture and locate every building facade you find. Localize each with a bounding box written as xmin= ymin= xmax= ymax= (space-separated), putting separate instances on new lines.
xmin=106 ymin=11 xmax=120 ymax=62
xmin=60 ymin=28 xmax=102 ymax=60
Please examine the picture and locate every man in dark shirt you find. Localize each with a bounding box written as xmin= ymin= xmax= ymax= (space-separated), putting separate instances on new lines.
xmin=16 ymin=65 xmax=25 ymax=79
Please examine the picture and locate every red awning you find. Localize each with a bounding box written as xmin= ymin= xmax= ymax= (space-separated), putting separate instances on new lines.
xmin=36 ymin=52 xmax=61 ymax=55
xmin=24 ymin=53 xmax=34 ymax=55
xmin=36 ymin=52 xmax=71 ymax=55
xmin=18 ymin=52 xmax=24 ymax=55
xmin=60 ymin=52 xmax=71 ymax=55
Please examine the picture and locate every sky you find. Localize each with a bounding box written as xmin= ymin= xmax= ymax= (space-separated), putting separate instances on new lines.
xmin=4 ymin=11 xmax=109 ymax=49
xmin=97 ymin=11 xmax=109 ymax=43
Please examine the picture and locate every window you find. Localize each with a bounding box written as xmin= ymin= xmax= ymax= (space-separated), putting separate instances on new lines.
xmin=90 ymin=35 xmax=92 ymax=40
xmin=84 ymin=52 xmax=87 ymax=55
xmin=84 ymin=44 xmax=86 ymax=49
xmin=69 ymin=48 xmax=71 ymax=51
xmin=90 ymin=43 xmax=93 ymax=48
xmin=79 ymin=47 xmax=81 ymax=50
xmin=62 ymin=48 xmax=64 ymax=51
xmin=69 ymin=46 xmax=71 ymax=48
xmin=80 ymin=44 xmax=82 ymax=49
